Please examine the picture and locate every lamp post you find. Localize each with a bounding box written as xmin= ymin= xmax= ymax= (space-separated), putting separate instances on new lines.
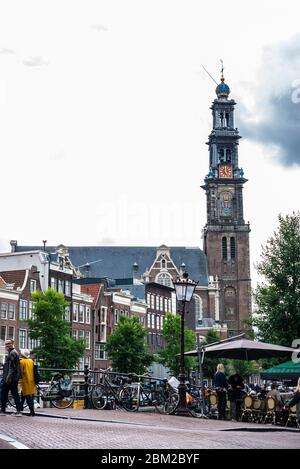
xmin=173 ymin=272 xmax=198 ymax=416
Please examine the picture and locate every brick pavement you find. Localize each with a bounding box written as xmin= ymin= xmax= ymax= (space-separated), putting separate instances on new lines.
xmin=0 ymin=408 xmax=299 ymax=449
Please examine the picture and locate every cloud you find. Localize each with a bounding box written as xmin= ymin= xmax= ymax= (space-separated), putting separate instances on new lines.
xmin=51 ymin=151 xmax=65 ymax=162
xmin=0 ymin=48 xmax=15 ymax=55
xmin=22 ymin=56 xmax=48 ymax=67
xmin=90 ymin=24 xmax=109 ymax=32
xmin=239 ymin=35 xmax=300 ymax=167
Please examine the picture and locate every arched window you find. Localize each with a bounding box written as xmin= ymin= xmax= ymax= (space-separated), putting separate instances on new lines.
xmin=194 ymin=295 xmax=203 ymax=328
xmin=219 ymin=148 xmax=225 ymax=163
xmin=222 ymin=237 xmax=228 ymax=260
xmin=226 ymin=149 xmax=232 ymax=163
xmin=156 ymin=273 xmax=172 ymax=287
xmin=230 ymin=237 xmax=236 ymax=260
xmin=161 ymin=259 xmax=166 ymax=269
xmin=225 ymin=112 xmax=230 ymax=127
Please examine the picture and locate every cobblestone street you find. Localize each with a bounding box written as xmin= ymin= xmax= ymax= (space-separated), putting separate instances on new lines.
xmin=0 ymin=408 xmax=299 ymax=449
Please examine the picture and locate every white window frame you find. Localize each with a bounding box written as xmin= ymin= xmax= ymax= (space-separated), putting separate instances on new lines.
xmin=28 ymin=301 xmax=34 ymax=320
xmin=58 ymin=278 xmax=64 ymax=294
xmin=160 ymin=316 xmax=164 ymax=330
xmin=156 ymin=273 xmax=172 ymax=287
xmin=65 ymin=280 xmax=71 ymax=296
xmin=30 ymin=279 xmax=37 ymax=293
xmin=1 ymin=303 xmax=8 ymax=320
xmin=65 ymin=305 xmax=71 ymax=322
xmin=151 ymin=314 xmax=155 ymax=329
xmin=19 ymin=329 xmax=27 ymax=349
xmin=9 ymin=304 xmax=15 ymax=320
xmin=95 ymin=343 xmax=106 ymax=360
xmin=79 ymin=304 xmax=85 ymax=323
xmin=86 ymin=306 xmax=91 ymax=325
xmin=51 ymin=277 xmax=57 ymax=290
xmin=1 ymin=325 xmax=6 ymax=342
xmin=85 ymin=331 xmax=91 ymax=350
xmin=114 ymin=309 xmax=119 ymax=325
xmin=73 ymin=303 xmax=79 ymax=322
xmin=147 ymin=313 xmax=151 ymax=328
xmin=19 ymin=300 xmax=27 ymax=321
xmin=8 ymin=326 xmax=15 ymax=340
xmin=72 ymin=329 xmax=78 ymax=340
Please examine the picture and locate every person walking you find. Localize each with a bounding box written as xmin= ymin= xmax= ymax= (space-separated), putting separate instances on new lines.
xmin=19 ymin=349 xmax=36 ymax=416
xmin=214 ymin=364 xmax=228 ymax=420
xmin=0 ymin=339 xmax=22 ymax=416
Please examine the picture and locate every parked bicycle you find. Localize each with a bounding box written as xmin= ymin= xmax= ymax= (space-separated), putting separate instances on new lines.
xmin=119 ymin=373 xmax=179 ymax=414
xmin=91 ymin=369 xmax=134 ymax=411
xmin=8 ymin=372 xmax=76 ymax=410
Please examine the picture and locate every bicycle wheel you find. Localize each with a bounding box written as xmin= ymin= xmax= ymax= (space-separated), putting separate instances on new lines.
xmin=50 ymin=384 xmax=75 ymax=409
xmin=91 ymin=384 xmax=108 ymax=410
xmin=153 ymin=390 xmax=166 ymax=414
xmin=119 ymin=385 xmax=139 ymax=412
xmin=164 ymin=392 xmax=179 ymax=415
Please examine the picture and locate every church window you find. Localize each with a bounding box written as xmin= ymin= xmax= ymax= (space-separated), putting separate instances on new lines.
xmin=226 ymin=149 xmax=232 ymax=163
xmin=194 ymin=295 xmax=203 ymax=328
xmin=161 ymin=259 xmax=166 ymax=269
xmin=157 ymin=273 xmax=172 ymax=287
xmin=219 ymin=148 xmax=225 ymax=163
xmin=225 ymin=112 xmax=230 ymax=127
xmin=219 ymin=112 xmax=224 ymax=127
xmin=222 ymin=237 xmax=228 ymax=260
xmin=231 ymin=237 xmax=236 ymax=260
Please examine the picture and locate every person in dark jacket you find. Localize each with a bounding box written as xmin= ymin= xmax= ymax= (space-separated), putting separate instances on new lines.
xmin=0 ymin=340 xmax=22 ymax=416
xmin=228 ymin=373 xmax=244 ymax=421
xmin=214 ymin=364 xmax=228 ymax=420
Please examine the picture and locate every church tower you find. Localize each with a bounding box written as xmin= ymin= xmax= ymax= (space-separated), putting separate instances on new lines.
xmin=202 ymin=71 xmax=251 ymax=335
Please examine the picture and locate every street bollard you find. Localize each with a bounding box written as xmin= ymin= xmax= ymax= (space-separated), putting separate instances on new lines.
xmin=84 ymin=365 xmax=90 ymax=409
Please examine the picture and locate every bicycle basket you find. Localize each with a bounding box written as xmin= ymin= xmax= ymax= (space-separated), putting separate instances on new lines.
xmin=58 ymin=378 xmax=73 ymax=397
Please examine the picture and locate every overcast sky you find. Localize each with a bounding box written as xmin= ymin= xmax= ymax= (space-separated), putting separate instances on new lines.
xmin=0 ymin=0 xmax=300 ymax=285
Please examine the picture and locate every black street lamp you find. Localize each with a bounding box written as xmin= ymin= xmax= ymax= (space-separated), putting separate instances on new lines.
xmin=173 ymin=272 xmax=198 ymax=416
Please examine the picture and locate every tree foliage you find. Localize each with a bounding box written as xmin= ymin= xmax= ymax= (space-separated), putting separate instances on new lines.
xmin=28 ymin=289 xmax=85 ymax=370
xmin=201 ymin=329 xmax=221 ymax=379
xmin=159 ymin=313 xmax=196 ymax=377
xmin=106 ymin=315 xmax=153 ymax=374
xmin=252 ymin=212 xmax=300 ymax=347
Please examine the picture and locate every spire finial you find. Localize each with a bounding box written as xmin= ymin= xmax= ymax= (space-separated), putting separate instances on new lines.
xmin=220 ymin=59 xmax=225 ymax=82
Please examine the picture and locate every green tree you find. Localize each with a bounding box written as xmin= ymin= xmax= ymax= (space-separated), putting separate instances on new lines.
xmin=252 ymin=212 xmax=300 ymax=347
xmin=28 ymin=289 xmax=85 ymax=370
xmin=106 ymin=315 xmax=153 ymax=374
xmin=159 ymin=313 xmax=196 ymax=377
xmin=201 ymin=329 xmax=221 ymax=379
xmin=226 ymin=360 xmax=259 ymax=380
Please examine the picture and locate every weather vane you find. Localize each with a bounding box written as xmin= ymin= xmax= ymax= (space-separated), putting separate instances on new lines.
xmin=220 ymin=59 xmax=224 ymax=79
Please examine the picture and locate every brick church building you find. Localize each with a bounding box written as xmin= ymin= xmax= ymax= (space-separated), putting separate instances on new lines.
xmin=5 ymin=73 xmax=251 ymax=349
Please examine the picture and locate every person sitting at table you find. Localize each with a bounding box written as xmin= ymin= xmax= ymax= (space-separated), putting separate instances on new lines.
xmin=267 ymin=383 xmax=284 ymax=411
xmin=285 ymin=378 xmax=300 ymax=427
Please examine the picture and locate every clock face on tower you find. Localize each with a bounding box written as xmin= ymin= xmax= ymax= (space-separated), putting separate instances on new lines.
xmin=219 ymin=164 xmax=233 ymax=178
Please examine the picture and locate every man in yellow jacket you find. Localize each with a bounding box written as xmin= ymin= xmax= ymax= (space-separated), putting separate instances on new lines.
xmin=20 ymin=349 xmax=36 ymax=416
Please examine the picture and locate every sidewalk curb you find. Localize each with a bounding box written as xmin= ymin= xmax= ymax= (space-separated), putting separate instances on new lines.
xmin=34 ymin=412 xmax=300 ymax=433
